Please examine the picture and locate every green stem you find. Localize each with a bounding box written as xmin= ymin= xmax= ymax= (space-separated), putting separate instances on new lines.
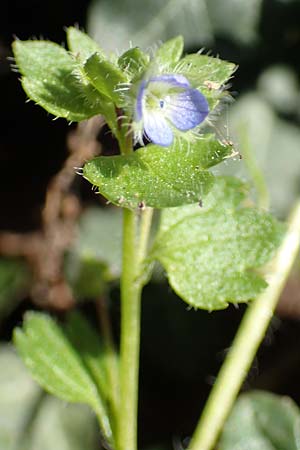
xmin=118 ymin=208 xmax=141 ymax=450
xmin=137 ymin=208 xmax=154 ymax=266
xmin=96 ymin=295 xmax=120 ymax=428
xmin=239 ymin=122 xmax=270 ymax=210
xmin=189 ymin=200 xmax=300 ymax=450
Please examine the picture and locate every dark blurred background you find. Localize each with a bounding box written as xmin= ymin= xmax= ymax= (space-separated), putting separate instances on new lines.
xmin=1 ymin=1 xmax=300 ymax=449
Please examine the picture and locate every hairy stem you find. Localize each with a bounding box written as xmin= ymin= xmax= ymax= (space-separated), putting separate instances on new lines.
xmin=189 ymin=200 xmax=300 ymax=450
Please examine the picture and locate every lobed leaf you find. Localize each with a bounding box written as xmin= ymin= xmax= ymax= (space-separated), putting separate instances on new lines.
xmin=219 ymin=391 xmax=300 ymax=450
xmin=83 ymin=136 xmax=233 ymax=209
xmin=13 ymin=40 xmax=105 ymax=122
xmin=151 ymin=177 xmax=284 ymax=310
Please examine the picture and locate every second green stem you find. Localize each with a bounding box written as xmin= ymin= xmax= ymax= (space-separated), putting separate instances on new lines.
xmin=189 ymin=200 xmax=300 ymax=450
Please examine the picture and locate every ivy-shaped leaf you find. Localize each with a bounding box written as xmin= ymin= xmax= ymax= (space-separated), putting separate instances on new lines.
xmin=83 ymin=135 xmax=233 ymax=209
xmin=14 ymin=312 xmax=112 ymax=443
xmin=151 ymin=177 xmax=284 ymax=310
xmin=13 ymin=40 xmax=106 ymax=122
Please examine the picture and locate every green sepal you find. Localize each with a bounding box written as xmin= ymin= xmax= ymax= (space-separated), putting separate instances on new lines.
xmin=66 ymin=26 xmax=105 ymax=62
xmin=83 ymin=136 xmax=233 ymax=209
xmin=84 ymin=52 xmax=128 ymax=105
xmin=118 ymin=47 xmax=150 ymax=78
xmin=175 ymin=54 xmax=236 ymax=110
xmin=175 ymin=53 xmax=236 ymax=87
xmin=154 ymin=35 xmax=184 ymax=66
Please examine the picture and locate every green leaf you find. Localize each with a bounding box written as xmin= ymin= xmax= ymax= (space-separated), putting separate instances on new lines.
xmin=219 ymin=391 xmax=300 ymax=450
xmin=0 ymin=258 xmax=29 ymax=319
xmin=154 ymin=36 xmax=184 ymax=65
xmin=66 ymin=26 xmax=105 ymax=61
xmin=83 ymin=136 xmax=232 ymax=209
xmin=151 ymin=177 xmax=284 ymax=310
xmin=13 ymin=40 xmax=105 ymax=122
xmin=13 ymin=312 xmax=112 ymax=441
xmin=64 ymin=312 xmax=110 ymax=400
xmin=0 ymin=345 xmax=98 ymax=450
xmin=118 ymin=47 xmax=150 ymax=78
xmin=84 ymin=52 xmax=128 ymax=104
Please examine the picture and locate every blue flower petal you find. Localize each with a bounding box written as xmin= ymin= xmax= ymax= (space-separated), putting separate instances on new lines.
xmin=135 ymin=79 xmax=146 ymax=121
xmin=164 ymin=88 xmax=209 ymax=131
xmin=143 ymin=111 xmax=173 ymax=146
xmin=149 ymin=74 xmax=190 ymax=88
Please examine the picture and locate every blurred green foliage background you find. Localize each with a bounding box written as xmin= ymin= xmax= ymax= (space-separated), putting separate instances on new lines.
xmin=0 ymin=0 xmax=300 ymax=449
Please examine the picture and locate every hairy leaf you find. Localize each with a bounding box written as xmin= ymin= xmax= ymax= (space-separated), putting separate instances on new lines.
xmin=83 ymin=136 xmax=233 ymax=209
xmin=219 ymin=391 xmax=300 ymax=450
xmin=151 ymin=177 xmax=284 ymax=310
xmin=13 ymin=40 xmax=105 ymax=121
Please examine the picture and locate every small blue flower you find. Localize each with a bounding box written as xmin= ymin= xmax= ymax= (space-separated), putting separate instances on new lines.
xmin=134 ymin=74 xmax=209 ymax=147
